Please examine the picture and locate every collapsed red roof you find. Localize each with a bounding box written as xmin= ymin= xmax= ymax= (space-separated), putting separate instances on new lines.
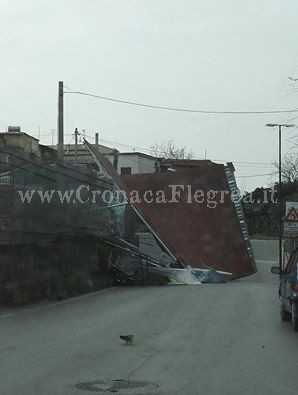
xmin=122 ymin=165 xmax=256 ymax=279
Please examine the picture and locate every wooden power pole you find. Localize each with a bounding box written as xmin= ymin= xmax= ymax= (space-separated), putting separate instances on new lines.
xmin=57 ymin=81 xmax=64 ymax=161
xmin=74 ymin=128 xmax=78 ymax=163
xmin=95 ymin=132 xmax=99 ymax=151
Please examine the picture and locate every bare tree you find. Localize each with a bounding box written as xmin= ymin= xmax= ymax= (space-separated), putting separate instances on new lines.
xmin=150 ymin=140 xmax=195 ymax=159
xmin=274 ymin=153 xmax=298 ymax=182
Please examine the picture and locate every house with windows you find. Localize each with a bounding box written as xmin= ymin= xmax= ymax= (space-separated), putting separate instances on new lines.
xmin=108 ymin=152 xmax=159 ymax=175
xmin=59 ymin=142 xmax=159 ymax=175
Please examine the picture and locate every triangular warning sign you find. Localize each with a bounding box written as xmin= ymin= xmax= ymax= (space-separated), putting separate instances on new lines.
xmin=285 ymin=207 xmax=298 ymax=222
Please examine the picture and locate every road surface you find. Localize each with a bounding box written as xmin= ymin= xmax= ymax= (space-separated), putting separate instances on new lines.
xmin=0 ymin=241 xmax=296 ymax=394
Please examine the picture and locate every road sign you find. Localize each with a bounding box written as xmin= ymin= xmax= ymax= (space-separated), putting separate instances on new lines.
xmin=285 ymin=207 xmax=298 ymax=221
xmin=284 ymin=202 xmax=298 ymax=237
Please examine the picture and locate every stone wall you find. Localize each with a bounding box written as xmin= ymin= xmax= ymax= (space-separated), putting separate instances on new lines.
xmin=0 ymin=235 xmax=113 ymax=306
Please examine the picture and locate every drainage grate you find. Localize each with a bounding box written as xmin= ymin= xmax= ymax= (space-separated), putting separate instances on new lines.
xmin=74 ymin=379 xmax=159 ymax=393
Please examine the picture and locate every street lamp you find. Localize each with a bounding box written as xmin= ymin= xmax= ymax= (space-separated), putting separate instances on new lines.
xmin=266 ymin=123 xmax=295 ymax=270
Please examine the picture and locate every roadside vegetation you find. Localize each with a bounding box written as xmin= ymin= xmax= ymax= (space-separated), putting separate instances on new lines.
xmin=242 ymin=152 xmax=298 ymax=237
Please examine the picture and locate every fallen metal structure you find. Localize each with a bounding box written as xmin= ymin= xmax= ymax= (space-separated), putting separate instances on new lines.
xmin=84 ymin=138 xmax=254 ymax=280
xmin=121 ymin=167 xmax=256 ymax=279
xmin=98 ymin=235 xmax=230 ymax=285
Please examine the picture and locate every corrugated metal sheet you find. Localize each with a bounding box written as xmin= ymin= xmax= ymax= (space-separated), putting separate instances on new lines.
xmin=122 ymin=165 xmax=256 ymax=279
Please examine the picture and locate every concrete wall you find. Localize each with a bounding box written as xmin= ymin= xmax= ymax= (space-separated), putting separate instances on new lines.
xmin=62 ymin=149 xmax=158 ymax=175
xmin=0 ymin=133 xmax=40 ymax=157
xmin=137 ymin=156 xmax=157 ymax=174
xmin=106 ymin=153 xmax=157 ymax=175
xmin=0 ymin=235 xmax=113 ymax=306
xmin=117 ymin=154 xmax=140 ymax=174
xmin=62 ymin=143 xmax=115 ymax=162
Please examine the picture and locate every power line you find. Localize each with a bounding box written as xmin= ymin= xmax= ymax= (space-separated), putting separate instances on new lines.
xmin=211 ymin=158 xmax=274 ymax=165
xmin=36 ymin=132 xmax=276 ymax=168
xmin=113 ymin=153 xmax=275 ymax=175
xmin=98 ymin=137 xmax=274 ymax=166
xmin=40 ymin=133 xmax=274 ymax=167
xmin=236 ymin=172 xmax=277 ymax=178
xmin=64 ymin=88 xmax=298 ymax=115
xmin=35 ymin=131 xmax=278 ymax=168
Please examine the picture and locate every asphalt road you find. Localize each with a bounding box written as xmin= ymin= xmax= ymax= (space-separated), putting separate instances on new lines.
xmin=0 ymin=242 xmax=297 ymax=395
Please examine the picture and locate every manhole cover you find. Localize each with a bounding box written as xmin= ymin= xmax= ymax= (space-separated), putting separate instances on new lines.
xmin=74 ymin=379 xmax=159 ymax=393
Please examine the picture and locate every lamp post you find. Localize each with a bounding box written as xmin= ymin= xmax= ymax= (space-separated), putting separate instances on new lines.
xmin=266 ymin=123 xmax=295 ymax=270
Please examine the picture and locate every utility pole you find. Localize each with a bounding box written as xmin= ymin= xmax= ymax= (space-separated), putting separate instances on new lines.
xmin=95 ymin=132 xmax=99 ymax=151
xmin=278 ymin=125 xmax=282 ymax=270
xmin=74 ymin=128 xmax=78 ymax=163
xmin=57 ymin=81 xmax=64 ymax=161
xmin=266 ymin=123 xmax=295 ymax=270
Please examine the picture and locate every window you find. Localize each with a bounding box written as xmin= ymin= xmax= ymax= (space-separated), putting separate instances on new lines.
xmin=121 ymin=167 xmax=131 ymax=175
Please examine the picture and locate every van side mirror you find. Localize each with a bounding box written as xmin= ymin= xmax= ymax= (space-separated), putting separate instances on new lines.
xmin=271 ymin=266 xmax=281 ymax=275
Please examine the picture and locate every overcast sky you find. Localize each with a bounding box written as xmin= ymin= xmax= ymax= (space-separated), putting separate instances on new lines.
xmin=1 ymin=0 xmax=298 ymax=190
